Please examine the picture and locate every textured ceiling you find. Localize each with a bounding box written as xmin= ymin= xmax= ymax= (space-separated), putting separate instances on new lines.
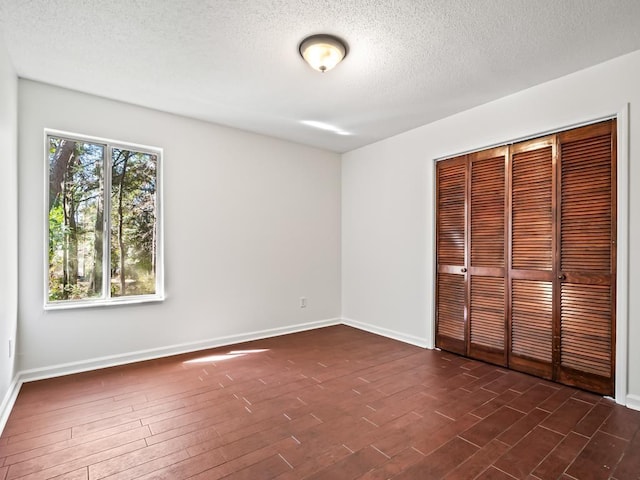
xmin=1 ymin=1 xmax=640 ymax=153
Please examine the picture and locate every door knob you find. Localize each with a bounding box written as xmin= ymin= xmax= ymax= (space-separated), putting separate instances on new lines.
xmin=558 ymin=273 xmax=566 ymax=280
xmin=461 ymin=267 xmax=467 ymax=273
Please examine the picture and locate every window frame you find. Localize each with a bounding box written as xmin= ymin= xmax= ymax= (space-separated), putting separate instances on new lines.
xmin=44 ymin=129 xmax=165 ymax=309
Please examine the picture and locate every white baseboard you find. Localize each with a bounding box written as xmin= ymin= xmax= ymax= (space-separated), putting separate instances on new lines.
xmin=626 ymin=394 xmax=640 ymax=412
xmin=342 ymin=317 xmax=430 ymax=349
xmin=0 ymin=375 xmax=22 ymax=435
xmin=18 ymin=318 xmax=341 ymax=384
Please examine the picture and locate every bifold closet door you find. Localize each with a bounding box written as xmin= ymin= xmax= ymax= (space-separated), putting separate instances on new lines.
xmin=556 ymin=121 xmax=616 ymax=396
xmin=436 ymin=149 xmax=508 ymax=366
xmin=435 ymin=119 xmax=616 ymax=396
xmin=435 ymin=156 xmax=467 ymax=355
xmin=508 ymin=136 xmax=555 ymax=380
xmin=468 ymin=148 xmax=507 ymax=366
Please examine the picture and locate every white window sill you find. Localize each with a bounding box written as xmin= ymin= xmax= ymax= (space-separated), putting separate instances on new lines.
xmin=44 ymin=294 xmax=165 ymax=310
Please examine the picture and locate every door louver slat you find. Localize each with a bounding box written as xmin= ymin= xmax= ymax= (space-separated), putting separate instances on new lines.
xmin=561 ymin=284 xmax=612 ymax=378
xmin=471 ymin=156 xmax=505 ymax=268
xmin=511 ymin=147 xmax=553 ymax=270
xmin=436 ymin=272 xmax=466 ymax=355
xmin=511 ymin=279 xmax=553 ymax=362
xmin=437 ymin=273 xmax=465 ymax=340
xmin=437 ymin=162 xmax=466 ymax=266
xmin=470 ymin=276 xmax=504 ymax=350
xmin=561 ymin=134 xmax=612 ymax=273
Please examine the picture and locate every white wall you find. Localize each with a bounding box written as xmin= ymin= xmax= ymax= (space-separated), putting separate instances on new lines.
xmin=18 ymin=80 xmax=341 ymax=374
xmin=342 ymin=50 xmax=640 ymax=405
xmin=0 ymin=30 xmax=18 ymax=411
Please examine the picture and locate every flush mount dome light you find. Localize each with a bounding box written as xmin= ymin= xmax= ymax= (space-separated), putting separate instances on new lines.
xmin=299 ymin=34 xmax=348 ymax=72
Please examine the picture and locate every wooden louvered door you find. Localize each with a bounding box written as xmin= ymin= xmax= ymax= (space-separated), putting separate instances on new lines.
xmin=435 ymin=156 xmax=467 ymax=355
xmin=435 ymin=119 xmax=616 ymax=395
xmin=468 ymin=147 xmax=508 ymax=366
xmin=508 ymin=136 xmax=556 ymax=380
xmin=556 ymin=121 xmax=616 ymax=395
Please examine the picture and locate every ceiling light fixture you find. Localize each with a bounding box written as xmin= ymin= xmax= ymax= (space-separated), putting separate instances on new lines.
xmin=299 ymin=34 xmax=348 ymax=73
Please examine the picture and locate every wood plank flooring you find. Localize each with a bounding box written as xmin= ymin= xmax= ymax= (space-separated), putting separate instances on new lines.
xmin=1 ymin=325 xmax=638 ymax=479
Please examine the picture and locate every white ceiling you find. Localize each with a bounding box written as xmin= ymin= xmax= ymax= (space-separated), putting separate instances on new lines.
xmin=1 ymin=1 xmax=640 ymax=153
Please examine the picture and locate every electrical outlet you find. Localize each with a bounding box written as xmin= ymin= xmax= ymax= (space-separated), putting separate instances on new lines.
xmin=299 ymin=297 xmax=307 ymax=308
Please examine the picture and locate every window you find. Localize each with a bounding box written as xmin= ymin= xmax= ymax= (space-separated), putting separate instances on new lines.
xmin=45 ymin=130 xmax=163 ymax=308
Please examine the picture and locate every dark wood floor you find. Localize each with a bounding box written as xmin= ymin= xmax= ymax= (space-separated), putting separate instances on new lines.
xmin=1 ymin=326 xmax=638 ymax=480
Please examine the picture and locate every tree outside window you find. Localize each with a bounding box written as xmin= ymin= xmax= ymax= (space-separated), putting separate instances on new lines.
xmin=46 ymin=132 xmax=163 ymax=307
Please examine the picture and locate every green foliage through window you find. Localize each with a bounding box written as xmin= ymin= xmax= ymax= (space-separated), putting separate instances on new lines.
xmin=47 ymin=133 xmax=161 ymax=305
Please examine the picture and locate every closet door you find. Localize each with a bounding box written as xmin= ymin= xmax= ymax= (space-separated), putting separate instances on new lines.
xmin=556 ymin=121 xmax=616 ymax=395
xmin=468 ymin=147 xmax=508 ymax=366
xmin=435 ymin=156 xmax=467 ymax=355
xmin=509 ymin=136 xmax=555 ymax=380
xmin=435 ymin=119 xmax=616 ymax=396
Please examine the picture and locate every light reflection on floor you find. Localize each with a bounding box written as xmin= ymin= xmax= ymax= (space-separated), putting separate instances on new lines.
xmin=184 ymin=348 xmax=269 ymax=364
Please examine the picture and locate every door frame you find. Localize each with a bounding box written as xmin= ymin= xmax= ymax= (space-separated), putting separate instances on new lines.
xmin=430 ymin=104 xmax=629 ymax=406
